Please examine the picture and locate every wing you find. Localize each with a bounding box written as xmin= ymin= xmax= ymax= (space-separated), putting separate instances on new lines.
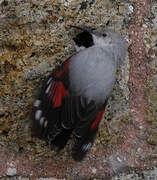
xmin=32 ymin=56 xmax=72 ymax=141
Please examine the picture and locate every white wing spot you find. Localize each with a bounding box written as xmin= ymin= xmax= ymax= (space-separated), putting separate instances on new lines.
xmin=82 ymin=142 xmax=92 ymax=152
xmin=35 ymin=110 xmax=42 ymax=120
xmin=33 ymin=99 xmax=41 ymax=107
xmin=44 ymin=120 xmax=48 ymax=128
xmin=47 ymin=77 xmax=52 ymax=85
xmin=45 ymin=84 xmax=51 ymax=94
xmin=40 ymin=117 xmax=45 ymax=125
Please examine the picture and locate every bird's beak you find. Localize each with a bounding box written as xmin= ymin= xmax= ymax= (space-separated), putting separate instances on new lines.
xmin=69 ymin=25 xmax=94 ymax=34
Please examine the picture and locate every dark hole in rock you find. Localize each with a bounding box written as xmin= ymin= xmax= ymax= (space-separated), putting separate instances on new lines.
xmin=2 ymin=0 xmax=8 ymax=6
xmin=30 ymin=52 xmax=36 ymax=57
xmin=106 ymin=20 xmax=110 ymax=26
xmin=31 ymin=4 xmax=37 ymax=8
xmin=89 ymin=0 xmax=95 ymax=6
xmin=5 ymin=44 xmax=17 ymax=51
xmin=0 ymin=113 xmax=5 ymax=118
xmin=80 ymin=2 xmax=88 ymax=10
xmin=19 ymin=147 xmax=24 ymax=153
xmin=2 ymin=130 xmax=8 ymax=136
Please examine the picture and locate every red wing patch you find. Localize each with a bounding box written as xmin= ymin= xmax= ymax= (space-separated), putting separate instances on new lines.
xmin=54 ymin=55 xmax=73 ymax=79
xmin=47 ymin=81 xmax=69 ymax=108
xmin=90 ymin=109 xmax=104 ymax=130
xmin=45 ymin=55 xmax=75 ymax=108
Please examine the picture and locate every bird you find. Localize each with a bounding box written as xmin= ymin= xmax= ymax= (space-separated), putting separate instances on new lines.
xmin=32 ymin=25 xmax=127 ymax=161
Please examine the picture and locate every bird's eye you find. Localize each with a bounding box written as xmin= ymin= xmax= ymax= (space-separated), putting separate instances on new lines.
xmin=102 ymin=33 xmax=107 ymax=37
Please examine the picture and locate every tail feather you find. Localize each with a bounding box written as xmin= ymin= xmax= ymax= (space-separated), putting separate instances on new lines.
xmin=72 ymin=128 xmax=98 ymax=161
xmin=51 ymin=128 xmax=73 ymax=151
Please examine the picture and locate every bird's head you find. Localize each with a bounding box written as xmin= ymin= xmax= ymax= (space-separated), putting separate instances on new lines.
xmin=70 ymin=25 xmax=127 ymax=66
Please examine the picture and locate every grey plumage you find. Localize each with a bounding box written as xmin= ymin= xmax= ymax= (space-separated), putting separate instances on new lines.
xmin=69 ymin=28 xmax=127 ymax=106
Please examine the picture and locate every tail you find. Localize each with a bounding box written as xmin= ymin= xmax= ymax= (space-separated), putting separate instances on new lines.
xmin=72 ymin=128 xmax=98 ymax=161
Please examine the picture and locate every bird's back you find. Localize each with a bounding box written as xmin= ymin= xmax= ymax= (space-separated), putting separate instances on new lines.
xmin=69 ymin=46 xmax=116 ymax=105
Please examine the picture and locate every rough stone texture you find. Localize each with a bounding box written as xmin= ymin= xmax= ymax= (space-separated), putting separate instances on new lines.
xmin=0 ymin=0 xmax=157 ymax=179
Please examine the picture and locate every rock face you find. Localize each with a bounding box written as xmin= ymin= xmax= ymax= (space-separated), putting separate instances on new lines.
xmin=0 ymin=0 xmax=156 ymax=179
